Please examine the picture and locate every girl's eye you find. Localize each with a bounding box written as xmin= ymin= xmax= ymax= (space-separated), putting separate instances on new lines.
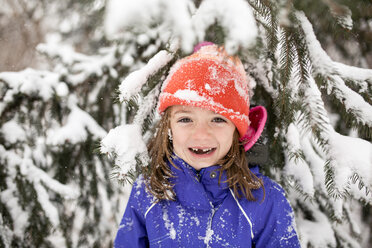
xmin=212 ymin=117 xmax=227 ymax=123
xmin=177 ymin=117 xmax=192 ymax=123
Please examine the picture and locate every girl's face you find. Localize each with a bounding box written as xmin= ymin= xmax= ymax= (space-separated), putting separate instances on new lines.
xmin=170 ymin=105 xmax=236 ymax=170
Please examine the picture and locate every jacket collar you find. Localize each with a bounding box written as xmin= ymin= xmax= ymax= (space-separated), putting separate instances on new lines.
xmin=168 ymin=155 xmax=229 ymax=210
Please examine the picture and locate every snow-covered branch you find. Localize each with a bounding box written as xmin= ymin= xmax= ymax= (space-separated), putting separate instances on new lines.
xmin=296 ymin=11 xmax=372 ymax=84
xmin=119 ymin=50 xmax=173 ymax=102
xmin=47 ymin=104 xmax=107 ymax=145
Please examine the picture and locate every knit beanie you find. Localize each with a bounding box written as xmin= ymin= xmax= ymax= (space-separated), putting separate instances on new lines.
xmin=158 ymin=43 xmax=250 ymax=138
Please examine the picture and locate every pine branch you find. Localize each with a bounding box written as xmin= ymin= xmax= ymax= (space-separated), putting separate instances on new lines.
xmin=133 ymin=85 xmax=161 ymax=131
xmin=327 ymin=75 xmax=372 ymax=127
xmin=296 ymin=11 xmax=372 ymax=133
xmin=118 ymin=50 xmax=174 ymax=102
xmin=320 ymin=0 xmax=353 ymax=30
xmin=248 ymin=0 xmax=279 ymax=58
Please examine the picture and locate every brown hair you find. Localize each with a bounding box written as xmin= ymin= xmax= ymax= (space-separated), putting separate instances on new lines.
xmin=144 ymin=107 xmax=265 ymax=201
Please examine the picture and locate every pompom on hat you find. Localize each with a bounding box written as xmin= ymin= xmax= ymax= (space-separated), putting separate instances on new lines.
xmin=158 ymin=42 xmax=266 ymax=151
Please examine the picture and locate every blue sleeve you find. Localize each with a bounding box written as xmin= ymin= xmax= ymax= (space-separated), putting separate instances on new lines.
xmin=252 ymin=180 xmax=301 ymax=247
xmin=114 ymin=180 xmax=149 ymax=248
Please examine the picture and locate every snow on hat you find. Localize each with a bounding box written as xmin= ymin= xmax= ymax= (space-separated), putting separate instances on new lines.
xmin=158 ymin=42 xmax=250 ymax=138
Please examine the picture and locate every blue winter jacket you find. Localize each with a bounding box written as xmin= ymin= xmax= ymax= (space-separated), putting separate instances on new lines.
xmin=115 ymin=156 xmax=301 ymax=247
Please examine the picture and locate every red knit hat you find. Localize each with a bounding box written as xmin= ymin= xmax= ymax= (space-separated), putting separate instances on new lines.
xmin=158 ymin=43 xmax=250 ymax=138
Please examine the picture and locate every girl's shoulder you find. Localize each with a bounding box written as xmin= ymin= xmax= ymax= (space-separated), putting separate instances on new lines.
xmin=249 ymin=165 xmax=292 ymax=208
xmin=248 ymin=167 xmax=300 ymax=246
xmin=126 ymin=175 xmax=157 ymax=214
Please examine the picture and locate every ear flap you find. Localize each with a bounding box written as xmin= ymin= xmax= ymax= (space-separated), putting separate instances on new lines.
xmin=240 ymin=106 xmax=267 ymax=152
xmin=193 ymin=41 xmax=215 ymax=52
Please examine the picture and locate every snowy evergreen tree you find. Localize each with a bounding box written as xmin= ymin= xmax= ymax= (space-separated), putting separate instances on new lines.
xmin=0 ymin=2 xmax=173 ymax=246
xmin=101 ymin=0 xmax=372 ymax=247
xmin=0 ymin=49 xmax=122 ymax=247
xmin=0 ymin=0 xmax=371 ymax=247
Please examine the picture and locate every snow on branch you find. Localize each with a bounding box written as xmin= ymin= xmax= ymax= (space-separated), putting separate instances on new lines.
xmin=162 ymin=0 xmax=196 ymax=52
xmin=295 ymin=11 xmax=372 ymax=129
xmin=0 ymin=68 xmax=59 ymax=102
xmin=296 ymin=200 xmax=337 ymax=247
xmin=284 ymin=123 xmax=315 ymax=197
xmin=119 ymin=50 xmax=173 ymax=102
xmin=0 ymin=182 xmax=29 ymax=238
xmin=100 ymin=124 xmax=149 ymax=182
xmin=326 ymin=130 xmax=372 ymax=200
xmin=193 ymin=0 xmax=258 ymax=53
xmin=296 ymin=11 xmax=372 ymax=84
xmin=133 ymin=85 xmax=161 ymax=127
xmin=300 ymin=134 xmax=327 ymax=193
xmin=37 ymin=43 xmax=91 ymax=67
xmin=38 ymin=43 xmax=119 ymax=86
xmin=303 ymin=76 xmax=372 ymax=199
xmin=2 ymin=147 xmax=79 ymax=200
xmin=281 ymin=67 xmax=372 ymax=201
xmin=328 ymin=75 xmax=372 ymax=127
xmin=321 ymin=0 xmax=353 ymax=30
xmin=301 ymin=75 xmax=334 ymax=135
xmin=105 ymin=0 xmax=259 ymax=54
xmin=0 ymin=145 xmax=78 ymax=233
xmin=47 ymin=104 xmax=107 ymax=146
xmin=104 ymin=0 xmax=195 ymax=52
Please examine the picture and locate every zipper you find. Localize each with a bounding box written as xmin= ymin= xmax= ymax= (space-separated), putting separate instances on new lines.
xmin=196 ymin=172 xmax=201 ymax=182
xmin=203 ymin=203 xmax=220 ymax=247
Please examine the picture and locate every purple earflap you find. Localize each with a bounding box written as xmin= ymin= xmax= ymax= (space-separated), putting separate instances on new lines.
xmin=240 ymin=106 xmax=267 ymax=151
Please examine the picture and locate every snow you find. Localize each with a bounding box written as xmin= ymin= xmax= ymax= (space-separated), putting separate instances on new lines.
xmin=204 ymin=227 xmax=214 ymax=246
xmin=104 ymin=0 xmax=163 ymax=38
xmin=0 ymin=68 xmax=59 ymax=102
xmin=121 ymin=53 xmax=134 ymax=67
xmin=163 ymin=0 xmax=196 ymax=52
xmin=297 ymin=11 xmax=372 ymax=84
xmin=328 ymin=130 xmax=372 ymax=196
xmin=47 ymin=104 xmax=107 ymax=145
xmin=56 ymin=82 xmax=69 ymax=97
xmin=328 ymin=75 xmax=372 ymax=126
xmin=105 ymin=0 xmax=258 ymax=53
xmin=284 ymin=124 xmax=315 ymax=196
xmin=193 ymin=0 xmax=258 ymax=53
xmin=100 ymin=124 xmax=149 ymax=178
xmin=37 ymin=43 xmax=118 ymax=86
xmin=300 ymin=135 xmax=326 ymax=191
xmin=37 ymin=43 xmax=88 ymax=67
xmin=34 ymin=182 xmax=60 ymax=226
xmin=162 ymin=207 xmax=176 ymax=240
xmin=71 ymin=208 xmax=86 ymax=248
xmin=174 ymin=89 xmax=207 ymax=102
xmin=0 ymin=187 xmax=29 ymax=238
xmin=0 ymin=145 xmax=78 ymax=241
xmin=119 ymin=50 xmax=173 ymax=102
xmin=1 ymin=120 xmax=26 ymax=144
xmin=21 ymin=148 xmax=79 ymax=199
xmin=330 ymin=5 xmax=353 ymax=30
xmin=133 ymin=86 xmax=161 ymax=127
xmin=298 ymin=206 xmax=336 ymax=247
xmin=104 ymin=0 xmax=195 ymax=52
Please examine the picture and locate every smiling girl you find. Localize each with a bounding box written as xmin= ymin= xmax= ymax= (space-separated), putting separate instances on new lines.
xmin=114 ymin=43 xmax=301 ymax=247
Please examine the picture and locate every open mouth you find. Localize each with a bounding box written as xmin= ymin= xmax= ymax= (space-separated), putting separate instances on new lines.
xmin=189 ymin=147 xmax=216 ymax=155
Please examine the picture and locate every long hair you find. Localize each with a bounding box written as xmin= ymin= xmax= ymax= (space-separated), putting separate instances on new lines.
xmin=144 ymin=108 xmax=264 ymax=201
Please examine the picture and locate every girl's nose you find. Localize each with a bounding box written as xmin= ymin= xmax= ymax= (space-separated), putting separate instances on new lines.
xmin=192 ymin=122 xmax=211 ymax=139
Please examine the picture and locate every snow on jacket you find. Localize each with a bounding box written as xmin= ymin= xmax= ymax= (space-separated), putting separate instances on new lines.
xmin=115 ymin=156 xmax=301 ymax=247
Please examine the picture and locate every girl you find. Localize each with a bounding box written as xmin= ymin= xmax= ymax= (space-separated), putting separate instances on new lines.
xmin=115 ymin=43 xmax=301 ymax=247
